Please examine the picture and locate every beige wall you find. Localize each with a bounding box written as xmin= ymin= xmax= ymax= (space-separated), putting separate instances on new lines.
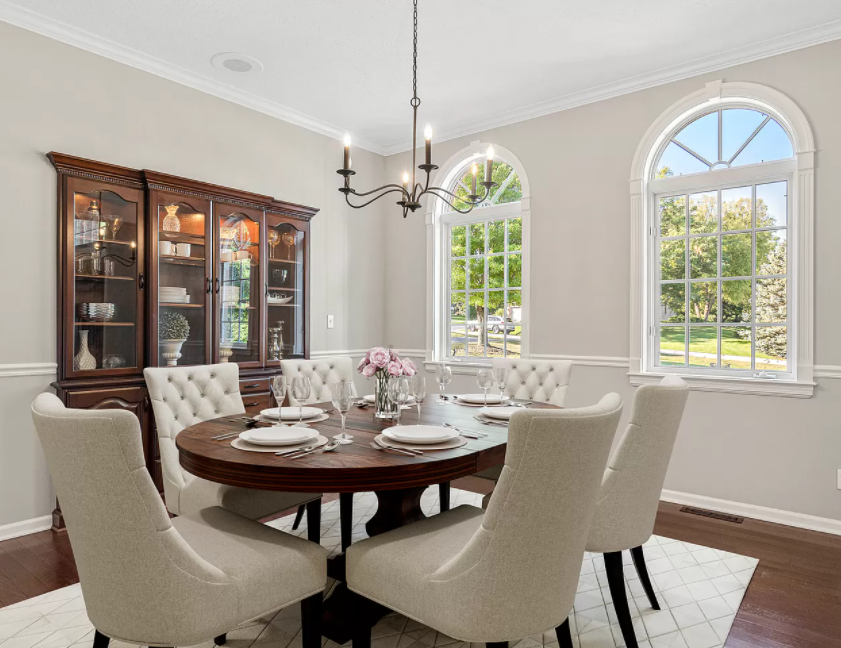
xmin=0 ymin=21 xmax=387 ymax=529
xmin=384 ymin=39 xmax=841 ymax=523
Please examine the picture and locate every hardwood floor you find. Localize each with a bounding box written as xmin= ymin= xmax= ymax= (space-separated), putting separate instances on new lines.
xmin=1 ymin=495 xmax=839 ymax=647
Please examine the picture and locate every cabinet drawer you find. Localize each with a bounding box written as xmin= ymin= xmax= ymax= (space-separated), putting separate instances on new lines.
xmin=242 ymin=392 xmax=272 ymax=416
xmin=240 ymin=378 xmax=270 ymax=394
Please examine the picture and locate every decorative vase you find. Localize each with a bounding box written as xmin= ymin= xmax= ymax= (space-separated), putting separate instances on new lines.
xmin=374 ymin=372 xmax=397 ymax=419
xmin=219 ymin=343 xmax=233 ymax=363
xmin=74 ymin=330 xmax=96 ymax=370
xmin=162 ymin=205 xmax=181 ymax=232
xmin=160 ymin=339 xmax=186 ymax=366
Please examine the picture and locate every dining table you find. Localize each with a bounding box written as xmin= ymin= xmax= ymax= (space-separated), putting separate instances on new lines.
xmin=176 ymin=395 xmax=559 ymax=643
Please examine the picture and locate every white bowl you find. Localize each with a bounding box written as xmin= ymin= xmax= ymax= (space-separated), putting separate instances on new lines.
xmin=261 ymin=406 xmax=324 ymax=421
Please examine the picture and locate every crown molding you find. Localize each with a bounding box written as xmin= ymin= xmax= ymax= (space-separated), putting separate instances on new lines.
xmin=379 ymin=18 xmax=841 ymax=156
xmin=0 ymin=1 xmax=386 ymax=155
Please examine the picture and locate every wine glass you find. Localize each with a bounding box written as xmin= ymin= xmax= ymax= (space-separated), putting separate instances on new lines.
xmin=330 ymin=381 xmax=354 ymax=444
xmin=105 ymin=215 xmax=123 ymax=241
xmin=268 ymin=229 xmax=280 ymax=259
xmin=492 ymin=366 xmax=509 ymax=405
xmin=477 ymin=369 xmax=494 ymax=407
xmin=411 ymin=375 xmax=426 ymax=421
xmin=291 ymin=376 xmax=311 ymax=426
xmin=282 ymin=231 xmax=296 ymax=260
xmin=270 ymin=376 xmax=287 ymax=418
xmin=388 ymin=377 xmax=411 ymax=426
xmin=435 ymin=364 xmax=452 ymax=401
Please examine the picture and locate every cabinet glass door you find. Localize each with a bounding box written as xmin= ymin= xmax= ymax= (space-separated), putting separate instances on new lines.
xmin=217 ymin=209 xmax=262 ymax=365
xmin=266 ymin=217 xmax=306 ymax=360
xmin=71 ymin=188 xmax=141 ymax=374
xmin=154 ymin=198 xmax=210 ymax=367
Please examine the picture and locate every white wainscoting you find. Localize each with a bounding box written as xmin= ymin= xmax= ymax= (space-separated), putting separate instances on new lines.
xmin=0 ymin=515 xmax=53 ymax=542
xmin=0 ymin=363 xmax=58 ymax=378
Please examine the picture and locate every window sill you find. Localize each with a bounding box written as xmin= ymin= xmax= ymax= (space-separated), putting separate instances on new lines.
xmin=628 ymin=371 xmax=815 ymax=398
xmin=423 ymin=359 xmax=495 ymax=375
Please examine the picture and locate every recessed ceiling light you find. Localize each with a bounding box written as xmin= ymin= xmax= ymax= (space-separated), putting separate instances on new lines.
xmin=211 ymin=52 xmax=263 ymax=75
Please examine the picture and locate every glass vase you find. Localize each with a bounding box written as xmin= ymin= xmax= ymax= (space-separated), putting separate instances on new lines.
xmin=374 ymin=372 xmax=397 ymax=419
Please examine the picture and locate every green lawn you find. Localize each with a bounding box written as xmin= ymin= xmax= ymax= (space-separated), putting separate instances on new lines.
xmin=660 ymin=326 xmax=784 ymax=369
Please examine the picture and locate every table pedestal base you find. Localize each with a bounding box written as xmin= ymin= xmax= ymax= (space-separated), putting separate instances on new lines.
xmin=321 ymin=487 xmax=428 ymax=644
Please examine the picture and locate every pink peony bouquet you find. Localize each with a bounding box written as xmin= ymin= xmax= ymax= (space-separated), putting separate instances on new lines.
xmin=358 ymin=346 xmax=417 ymax=379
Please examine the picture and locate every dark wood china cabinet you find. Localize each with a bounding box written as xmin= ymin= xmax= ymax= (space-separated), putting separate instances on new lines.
xmin=50 ymin=153 xmax=316 ymax=529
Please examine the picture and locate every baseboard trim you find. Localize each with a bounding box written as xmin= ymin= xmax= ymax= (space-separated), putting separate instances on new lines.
xmin=0 ymin=515 xmax=53 ymax=542
xmin=661 ymin=489 xmax=841 ymax=536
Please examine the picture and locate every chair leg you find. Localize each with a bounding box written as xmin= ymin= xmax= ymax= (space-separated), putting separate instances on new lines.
xmin=215 ymin=634 xmax=227 ymax=645
xmin=93 ymin=631 xmax=109 ymax=648
xmin=291 ymin=504 xmax=306 ymax=530
xmin=301 ymin=592 xmax=323 ymax=648
xmin=631 ymin=545 xmax=661 ymax=610
xmin=306 ymin=499 xmax=321 ymax=544
xmin=439 ymin=482 xmax=451 ymax=512
xmin=486 ymin=643 xmax=507 ymax=648
xmin=555 ymin=619 xmax=573 ymax=648
xmin=340 ymin=492 xmax=354 ymax=552
xmin=604 ymin=551 xmax=639 ymax=648
xmin=353 ymin=627 xmax=372 ymax=648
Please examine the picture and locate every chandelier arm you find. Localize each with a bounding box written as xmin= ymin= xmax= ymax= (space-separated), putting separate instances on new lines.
xmin=427 ymin=182 xmax=495 ymax=205
xmin=420 ymin=188 xmax=479 ymax=215
xmin=345 ymin=187 xmax=408 ymax=209
xmin=346 ymin=183 xmax=407 ymax=198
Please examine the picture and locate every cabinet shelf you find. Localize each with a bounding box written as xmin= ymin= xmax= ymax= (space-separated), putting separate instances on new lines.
xmin=268 ymin=259 xmax=301 ymax=265
xmin=158 ymin=231 xmax=206 ymax=244
xmin=76 ymin=274 xmax=135 ymax=281
xmin=159 ymin=302 xmax=204 ymax=308
xmin=268 ymin=286 xmax=300 ymax=291
xmin=74 ymin=239 xmax=136 ymax=247
xmin=269 ymin=303 xmax=301 ymax=307
xmin=74 ymin=322 xmax=136 ymax=327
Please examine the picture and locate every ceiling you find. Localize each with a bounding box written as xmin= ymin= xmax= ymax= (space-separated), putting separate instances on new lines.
xmin=2 ymin=0 xmax=841 ymax=155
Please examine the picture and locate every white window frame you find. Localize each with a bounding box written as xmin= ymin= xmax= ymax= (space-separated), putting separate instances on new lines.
xmin=425 ymin=142 xmax=531 ymax=373
xmin=629 ymin=81 xmax=815 ymax=397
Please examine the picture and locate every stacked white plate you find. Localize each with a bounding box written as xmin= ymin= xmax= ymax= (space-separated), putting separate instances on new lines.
xmin=239 ymin=427 xmax=318 ymax=446
xmin=383 ymin=425 xmax=458 ymax=444
xmin=160 ymin=287 xmax=190 ymax=304
xmin=457 ymin=393 xmax=504 ymax=405
xmin=261 ymin=406 xmax=324 ymax=421
xmin=478 ymin=406 xmax=520 ymax=420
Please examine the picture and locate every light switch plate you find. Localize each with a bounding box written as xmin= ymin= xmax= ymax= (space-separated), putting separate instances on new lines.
xmin=327 ymin=315 xmax=334 ymax=329
xmin=837 ymin=469 xmax=841 ymax=490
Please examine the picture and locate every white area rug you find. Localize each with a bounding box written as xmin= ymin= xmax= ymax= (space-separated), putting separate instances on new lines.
xmin=0 ymin=489 xmax=757 ymax=648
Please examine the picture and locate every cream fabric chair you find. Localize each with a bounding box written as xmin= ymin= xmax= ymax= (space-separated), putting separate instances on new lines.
xmin=280 ymin=356 xmax=358 ymax=405
xmin=144 ymin=364 xmax=320 ymax=529
xmin=586 ymin=376 xmax=689 ymax=648
xmin=31 ymin=393 xmax=326 ymax=648
xmin=346 ymin=394 xmax=623 ymax=648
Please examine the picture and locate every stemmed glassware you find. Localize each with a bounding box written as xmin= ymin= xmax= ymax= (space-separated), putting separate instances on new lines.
xmin=270 ymin=376 xmax=287 ymax=422
xmin=477 ymin=369 xmax=494 ymax=407
xmin=268 ymin=229 xmax=280 ymax=259
xmin=388 ymin=377 xmax=411 ymax=426
xmin=291 ymin=376 xmax=311 ymax=426
xmin=435 ymin=365 xmax=452 ymax=401
xmin=330 ymin=381 xmax=354 ymax=444
xmin=411 ymin=376 xmax=426 ymax=421
xmin=492 ymin=366 xmax=509 ymax=405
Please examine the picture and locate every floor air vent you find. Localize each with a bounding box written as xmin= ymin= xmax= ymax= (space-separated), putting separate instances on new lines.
xmin=679 ymin=506 xmax=744 ymax=524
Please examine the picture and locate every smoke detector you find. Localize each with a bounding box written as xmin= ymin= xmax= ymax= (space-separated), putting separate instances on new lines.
xmin=211 ymin=52 xmax=264 ymax=75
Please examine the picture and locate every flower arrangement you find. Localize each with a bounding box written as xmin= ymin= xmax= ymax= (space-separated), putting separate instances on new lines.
xmin=159 ymin=311 xmax=190 ymax=341
xmin=358 ymin=347 xmax=417 ymax=419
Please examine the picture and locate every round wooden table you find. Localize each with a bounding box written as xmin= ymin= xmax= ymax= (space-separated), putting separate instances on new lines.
xmin=176 ymin=396 xmax=556 ymax=642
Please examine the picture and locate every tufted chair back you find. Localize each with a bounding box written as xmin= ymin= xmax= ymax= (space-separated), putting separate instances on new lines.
xmin=280 ymin=357 xmax=357 ymax=405
xmin=30 ymin=393 xmax=236 ymax=644
xmin=491 ymin=358 xmax=573 ymax=406
xmin=587 ymin=376 xmax=689 ymax=553
xmin=144 ymin=364 xmax=244 ymax=514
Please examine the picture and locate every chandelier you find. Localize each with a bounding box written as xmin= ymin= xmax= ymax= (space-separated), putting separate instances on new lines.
xmin=337 ymin=0 xmax=497 ymax=217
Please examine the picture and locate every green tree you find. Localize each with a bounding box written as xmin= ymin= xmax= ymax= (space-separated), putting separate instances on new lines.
xmin=747 ymin=240 xmax=787 ymax=358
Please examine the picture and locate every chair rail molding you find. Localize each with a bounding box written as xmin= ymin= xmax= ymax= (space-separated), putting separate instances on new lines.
xmin=0 ymin=362 xmax=58 ymax=378
xmin=629 ymin=80 xmax=816 ymax=397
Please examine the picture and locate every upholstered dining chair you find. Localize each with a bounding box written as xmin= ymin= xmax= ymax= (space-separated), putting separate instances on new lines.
xmin=586 ymin=376 xmax=689 ymax=648
xmin=144 ymin=363 xmax=321 ymax=540
xmin=346 ymin=394 xmax=624 ymax=648
xmin=31 ymin=393 xmax=327 ymax=648
xmin=281 ymin=356 xmax=358 ymax=551
xmin=454 ymin=358 xmax=575 ymax=505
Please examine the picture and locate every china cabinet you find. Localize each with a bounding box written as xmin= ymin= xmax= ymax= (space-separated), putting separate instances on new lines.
xmin=50 ymin=153 xmax=317 ymax=529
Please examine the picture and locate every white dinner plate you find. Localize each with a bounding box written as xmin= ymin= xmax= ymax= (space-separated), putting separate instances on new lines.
xmin=458 ymin=393 xmax=504 ymax=404
xmin=384 ymin=425 xmax=458 ymax=445
xmin=479 ymin=406 xmax=520 ymax=420
xmin=260 ymin=406 xmax=324 ymax=421
xmin=239 ymin=428 xmax=318 ymax=446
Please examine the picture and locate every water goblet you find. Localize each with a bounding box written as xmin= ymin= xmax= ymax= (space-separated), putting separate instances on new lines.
xmin=435 ymin=364 xmax=452 ymax=401
xmin=291 ymin=376 xmax=311 ymax=426
xmin=388 ymin=377 xmax=411 ymax=426
xmin=492 ymin=366 xmax=509 ymax=404
xmin=330 ymin=381 xmax=354 ymax=444
xmin=270 ymin=375 xmax=287 ymax=415
xmin=411 ymin=375 xmax=426 ymax=421
xmin=477 ymin=369 xmax=494 ymax=407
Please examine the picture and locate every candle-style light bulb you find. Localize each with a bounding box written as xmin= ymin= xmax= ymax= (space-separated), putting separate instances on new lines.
xmin=471 ymin=164 xmax=478 ymax=195
xmin=402 ymin=171 xmax=410 ymax=192
xmin=485 ymin=145 xmax=494 ymax=183
xmin=423 ymin=123 xmax=433 ymax=166
xmin=343 ymin=133 xmax=352 ymax=171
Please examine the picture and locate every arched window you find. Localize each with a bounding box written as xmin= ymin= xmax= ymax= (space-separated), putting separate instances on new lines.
xmin=630 ymin=81 xmax=815 ymax=396
xmin=427 ymin=143 xmax=530 ymax=364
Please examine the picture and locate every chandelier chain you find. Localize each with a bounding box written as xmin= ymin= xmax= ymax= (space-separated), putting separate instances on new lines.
xmin=412 ymin=0 xmax=418 ymax=105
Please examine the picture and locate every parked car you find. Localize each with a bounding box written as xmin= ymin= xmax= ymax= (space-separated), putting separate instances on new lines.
xmin=467 ymin=316 xmax=517 ymax=333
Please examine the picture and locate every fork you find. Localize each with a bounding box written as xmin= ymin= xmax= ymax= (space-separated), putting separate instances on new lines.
xmin=443 ymin=422 xmax=487 ymax=438
xmin=276 ymin=443 xmax=318 ymax=456
xmin=288 ymin=440 xmax=340 ymax=459
xmin=369 ymin=442 xmax=417 ymax=457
